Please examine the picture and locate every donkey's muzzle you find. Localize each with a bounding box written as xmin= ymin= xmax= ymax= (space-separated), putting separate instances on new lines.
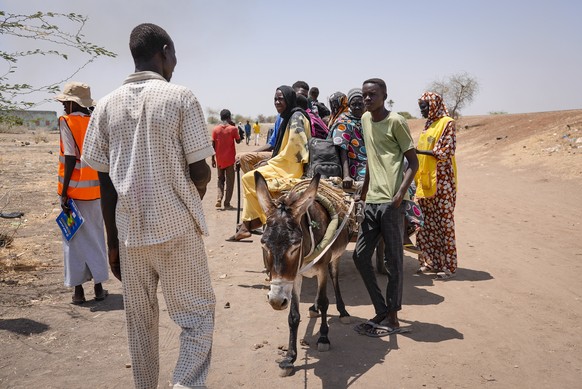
xmin=267 ymin=279 xmax=293 ymax=310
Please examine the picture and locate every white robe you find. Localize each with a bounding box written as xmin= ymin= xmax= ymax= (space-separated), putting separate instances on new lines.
xmin=62 ymin=199 xmax=108 ymax=287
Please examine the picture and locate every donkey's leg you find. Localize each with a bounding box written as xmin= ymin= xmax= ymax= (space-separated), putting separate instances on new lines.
xmin=315 ymin=273 xmax=331 ymax=352
xmin=308 ymin=303 xmax=320 ymax=317
xmin=279 ymin=279 xmax=302 ymax=377
xmin=328 ymin=258 xmax=351 ymax=323
xmin=308 ymin=267 xmax=324 ymax=318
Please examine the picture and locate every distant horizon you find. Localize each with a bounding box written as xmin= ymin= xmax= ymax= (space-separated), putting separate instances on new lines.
xmin=3 ymin=1 xmax=581 ymax=120
xmin=10 ymin=107 xmax=582 ymax=124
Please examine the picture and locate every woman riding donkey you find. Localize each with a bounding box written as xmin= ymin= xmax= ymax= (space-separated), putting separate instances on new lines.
xmin=228 ymin=85 xmax=311 ymax=241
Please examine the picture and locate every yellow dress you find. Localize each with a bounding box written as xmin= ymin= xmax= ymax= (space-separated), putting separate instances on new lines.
xmin=241 ymin=112 xmax=310 ymax=223
xmin=415 ymin=116 xmax=457 ymax=198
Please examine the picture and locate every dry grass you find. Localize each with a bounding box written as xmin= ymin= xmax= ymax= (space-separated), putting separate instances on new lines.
xmin=33 ymin=130 xmax=49 ymax=143
xmin=0 ymin=124 xmax=27 ymax=134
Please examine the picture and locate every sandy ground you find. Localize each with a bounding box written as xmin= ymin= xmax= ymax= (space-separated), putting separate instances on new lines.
xmin=1 ymin=110 xmax=581 ymax=388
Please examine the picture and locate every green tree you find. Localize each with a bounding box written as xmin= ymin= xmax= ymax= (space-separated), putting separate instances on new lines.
xmin=1 ymin=11 xmax=117 ymax=123
xmin=427 ymin=72 xmax=479 ymax=118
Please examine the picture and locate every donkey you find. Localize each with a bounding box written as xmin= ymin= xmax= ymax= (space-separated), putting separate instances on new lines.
xmin=255 ymin=171 xmax=352 ymax=376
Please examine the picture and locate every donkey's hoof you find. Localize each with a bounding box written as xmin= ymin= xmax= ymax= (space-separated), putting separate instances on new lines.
xmin=340 ymin=315 xmax=351 ymax=324
xmin=279 ymin=366 xmax=294 ymax=377
xmin=317 ymin=337 xmax=330 ymax=352
xmin=308 ymin=305 xmax=320 ymax=318
xmin=317 ymin=342 xmax=330 ymax=352
xmin=278 ymin=359 xmax=294 ymax=376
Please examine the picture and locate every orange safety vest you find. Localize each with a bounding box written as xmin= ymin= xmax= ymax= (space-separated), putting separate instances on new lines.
xmin=57 ymin=115 xmax=101 ymax=200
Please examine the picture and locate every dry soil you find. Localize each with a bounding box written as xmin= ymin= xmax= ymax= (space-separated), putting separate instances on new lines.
xmin=1 ymin=110 xmax=581 ymax=388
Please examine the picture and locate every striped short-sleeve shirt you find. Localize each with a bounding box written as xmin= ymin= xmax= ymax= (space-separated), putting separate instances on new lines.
xmin=83 ymin=71 xmax=214 ymax=247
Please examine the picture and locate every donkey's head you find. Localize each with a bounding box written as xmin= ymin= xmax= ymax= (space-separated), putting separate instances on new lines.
xmin=255 ymin=171 xmax=320 ymax=310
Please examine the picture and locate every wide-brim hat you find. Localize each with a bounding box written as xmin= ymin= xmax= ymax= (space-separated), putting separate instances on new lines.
xmin=55 ymin=82 xmax=96 ymax=108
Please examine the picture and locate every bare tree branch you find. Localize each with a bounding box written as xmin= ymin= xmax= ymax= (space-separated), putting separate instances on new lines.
xmin=427 ymin=72 xmax=479 ymax=118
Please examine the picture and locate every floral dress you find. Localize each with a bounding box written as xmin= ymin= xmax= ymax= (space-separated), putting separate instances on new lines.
xmin=330 ymin=112 xmax=367 ymax=181
xmin=416 ymin=120 xmax=457 ymax=273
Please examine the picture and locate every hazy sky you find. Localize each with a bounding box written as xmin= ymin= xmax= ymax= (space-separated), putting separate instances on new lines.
xmin=3 ymin=0 xmax=581 ymax=119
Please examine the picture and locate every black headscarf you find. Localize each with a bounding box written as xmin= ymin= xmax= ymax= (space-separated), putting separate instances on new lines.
xmin=272 ymin=85 xmax=310 ymax=157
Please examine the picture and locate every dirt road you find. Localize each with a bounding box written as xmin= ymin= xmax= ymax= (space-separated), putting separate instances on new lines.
xmin=1 ymin=112 xmax=581 ymax=388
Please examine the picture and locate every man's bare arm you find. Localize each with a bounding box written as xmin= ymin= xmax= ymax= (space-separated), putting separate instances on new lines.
xmin=97 ymin=171 xmax=121 ymax=281
xmin=189 ymin=159 xmax=211 ymax=199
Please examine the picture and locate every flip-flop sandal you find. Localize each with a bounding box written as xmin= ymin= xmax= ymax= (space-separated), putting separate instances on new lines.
xmin=225 ymin=235 xmax=253 ymax=243
xmin=236 ymin=224 xmax=263 ymax=235
xmin=353 ymin=321 xmax=376 ymax=335
xmin=365 ymin=323 xmax=412 ymax=337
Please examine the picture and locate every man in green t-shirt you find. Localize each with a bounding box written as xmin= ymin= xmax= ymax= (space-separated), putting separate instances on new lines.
xmin=353 ymin=78 xmax=418 ymax=337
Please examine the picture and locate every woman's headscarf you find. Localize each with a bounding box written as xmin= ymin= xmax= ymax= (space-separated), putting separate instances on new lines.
xmin=419 ymin=91 xmax=450 ymax=130
xmin=272 ymin=85 xmax=310 ymax=157
xmin=328 ymin=91 xmax=349 ymax=127
xmin=296 ymin=94 xmax=309 ymax=110
xmin=347 ymin=88 xmax=363 ymax=105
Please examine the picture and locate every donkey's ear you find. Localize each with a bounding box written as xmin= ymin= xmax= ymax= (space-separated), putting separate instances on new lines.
xmin=291 ymin=173 xmax=320 ymax=220
xmin=255 ymin=171 xmax=275 ymax=215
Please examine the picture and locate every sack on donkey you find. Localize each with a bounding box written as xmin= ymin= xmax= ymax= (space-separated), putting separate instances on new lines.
xmin=306 ymin=137 xmax=342 ymax=179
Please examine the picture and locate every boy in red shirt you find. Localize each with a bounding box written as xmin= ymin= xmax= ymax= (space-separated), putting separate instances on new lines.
xmin=211 ymin=109 xmax=241 ymax=209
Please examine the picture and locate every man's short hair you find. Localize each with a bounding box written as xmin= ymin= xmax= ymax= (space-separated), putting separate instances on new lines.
xmin=292 ymin=80 xmax=310 ymax=92
xmin=220 ymin=109 xmax=231 ymax=121
xmin=363 ymin=78 xmax=387 ymax=96
xmin=309 ymin=87 xmax=319 ymax=97
xmin=129 ymin=23 xmax=173 ymax=61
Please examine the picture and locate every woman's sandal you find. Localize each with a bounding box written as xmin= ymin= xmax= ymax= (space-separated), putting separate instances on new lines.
xmin=416 ymin=265 xmax=438 ymax=275
xmin=435 ymin=270 xmax=456 ymax=280
xmin=71 ymin=296 xmax=86 ymax=305
xmin=94 ymin=289 xmax=109 ymax=301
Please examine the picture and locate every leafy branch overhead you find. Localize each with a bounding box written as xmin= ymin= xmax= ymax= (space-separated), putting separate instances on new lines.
xmin=0 ymin=10 xmax=116 ymax=117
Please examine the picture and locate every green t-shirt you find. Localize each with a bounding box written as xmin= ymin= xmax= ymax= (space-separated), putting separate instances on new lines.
xmin=361 ymin=111 xmax=414 ymax=203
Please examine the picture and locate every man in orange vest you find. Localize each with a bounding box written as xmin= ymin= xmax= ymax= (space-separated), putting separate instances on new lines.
xmin=56 ymin=82 xmax=109 ymax=305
